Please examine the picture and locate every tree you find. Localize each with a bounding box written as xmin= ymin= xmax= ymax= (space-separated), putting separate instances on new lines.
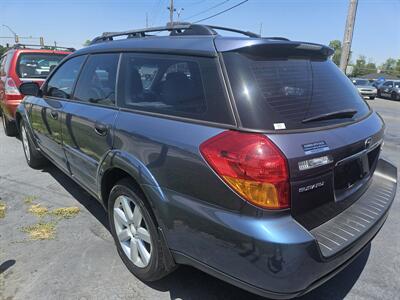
xmin=352 ymin=55 xmax=368 ymax=77
xmin=83 ymin=39 xmax=91 ymax=47
xmin=381 ymin=58 xmax=396 ymax=71
xmin=329 ymin=40 xmax=341 ymax=66
xmin=0 ymin=45 xmax=7 ymax=56
xmin=395 ymin=59 xmax=400 ymax=76
xmin=379 ymin=58 xmax=399 ymax=76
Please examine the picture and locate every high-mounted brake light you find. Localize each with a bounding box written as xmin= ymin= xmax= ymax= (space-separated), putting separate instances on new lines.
xmin=200 ymin=131 xmax=290 ymax=209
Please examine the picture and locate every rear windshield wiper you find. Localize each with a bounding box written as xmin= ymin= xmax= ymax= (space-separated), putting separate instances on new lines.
xmin=302 ymin=109 xmax=357 ymax=124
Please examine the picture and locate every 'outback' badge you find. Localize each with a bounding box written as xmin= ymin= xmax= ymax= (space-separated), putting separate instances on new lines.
xmin=302 ymin=141 xmax=329 ymax=155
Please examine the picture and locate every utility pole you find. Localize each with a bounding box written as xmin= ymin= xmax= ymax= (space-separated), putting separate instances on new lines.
xmin=259 ymin=22 xmax=263 ymax=37
xmin=2 ymin=24 xmax=19 ymax=43
xmin=340 ymin=0 xmax=358 ymax=73
xmin=167 ymin=0 xmax=174 ymax=25
xmin=146 ymin=12 xmax=149 ymax=28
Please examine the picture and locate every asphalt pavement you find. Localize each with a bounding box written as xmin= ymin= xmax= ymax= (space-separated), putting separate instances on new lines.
xmin=0 ymin=97 xmax=399 ymax=300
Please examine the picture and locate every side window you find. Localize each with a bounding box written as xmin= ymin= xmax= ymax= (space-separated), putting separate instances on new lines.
xmin=117 ymin=54 xmax=226 ymax=125
xmin=0 ymin=52 xmax=12 ymax=76
xmin=73 ymin=53 xmax=119 ymax=106
xmin=0 ymin=56 xmax=4 ymax=76
xmin=118 ymin=54 xmax=206 ymax=114
xmin=45 ymin=55 xmax=86 ymax=99
xmin=117 ymin=53 xmax=234 ymax=124
xmin=384 ymin=81 xmax=393 ymax=87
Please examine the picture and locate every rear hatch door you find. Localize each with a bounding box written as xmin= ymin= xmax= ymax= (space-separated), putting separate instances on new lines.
xmin=221 ymin=40 xmax=384 ymax=229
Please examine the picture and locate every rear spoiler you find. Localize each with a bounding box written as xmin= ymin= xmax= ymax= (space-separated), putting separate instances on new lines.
xmin=215 ymin=38 xmax=334 ymax=58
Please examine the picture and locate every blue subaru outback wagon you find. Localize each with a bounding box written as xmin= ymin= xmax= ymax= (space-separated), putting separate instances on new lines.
xmin=16 ymin=24 xmax=397 ymax=298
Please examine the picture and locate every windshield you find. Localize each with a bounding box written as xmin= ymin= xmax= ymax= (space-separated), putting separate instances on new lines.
xmin=17 ymin=53 xmax=67 ymax=79
xmin=223 ymin=52 xmax=370 ymax=130
xmin=353 ymin=79 xmax=371 ymax=86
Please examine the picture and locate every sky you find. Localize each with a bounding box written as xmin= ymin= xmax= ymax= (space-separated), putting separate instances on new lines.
xmin=0 ymin=0 xmax=399 ymax=65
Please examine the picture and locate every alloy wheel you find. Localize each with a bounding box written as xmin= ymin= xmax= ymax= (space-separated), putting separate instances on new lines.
xmin=113 ymin=195 xmax=152 ymax=268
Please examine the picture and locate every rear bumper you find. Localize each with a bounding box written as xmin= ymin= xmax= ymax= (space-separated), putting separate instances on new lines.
xmin=0 ymin=99 xmax=22 ymax=120
xmin=144 ymin=158 xmax=396 ymax=299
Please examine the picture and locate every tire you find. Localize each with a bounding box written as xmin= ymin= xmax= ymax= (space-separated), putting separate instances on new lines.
xmin=2 ymin=115 xmax=18 ymax=136
xmin=20 ymin=120 xmax=47 ymax=169
xmin=391 ymin=92 xmax=399 ymax=101
xmin=369 ymin=96 xmax=375 ymax=100
xmin=108 ymin=178 xmax=174 ymax=282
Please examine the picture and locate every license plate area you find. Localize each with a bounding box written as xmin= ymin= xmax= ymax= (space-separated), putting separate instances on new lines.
xmin=334 ymin=157 xmax=366 ymax=191
xmin=334 ymin=144 xmax=381 ymax=202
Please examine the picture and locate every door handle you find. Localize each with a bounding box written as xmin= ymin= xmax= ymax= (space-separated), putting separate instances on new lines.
xmin=94 ymin=123 xmax=108 ymax=136
xmin=50 ymin=110 xmax=58 ymax=120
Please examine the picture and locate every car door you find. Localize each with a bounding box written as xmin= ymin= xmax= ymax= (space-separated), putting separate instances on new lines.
xmin=381 ymin=81 xmax=393 ymax=97
xmin=61 ymin=53 xmax=119 ymax=194
xmin=30 ymin=55 xmax=86 ymax=172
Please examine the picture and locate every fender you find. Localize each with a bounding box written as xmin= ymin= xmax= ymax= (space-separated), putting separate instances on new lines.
xmin=16 ymin=100 xmax=41 ymax=150
xmin=97 ymin=149 xmax=170 ymax=234
xmin=97 ymin=149 xmax=168 ymax=207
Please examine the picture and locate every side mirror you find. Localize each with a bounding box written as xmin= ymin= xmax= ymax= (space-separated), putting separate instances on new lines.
xmin=19 ymin=82 xmax=41 ymax=97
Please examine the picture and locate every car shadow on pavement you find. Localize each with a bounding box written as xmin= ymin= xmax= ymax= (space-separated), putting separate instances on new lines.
xmin=41 ymin=164 xmax=371 ymax=300
xmin=42 ymin=165 xmax=110 ymax=231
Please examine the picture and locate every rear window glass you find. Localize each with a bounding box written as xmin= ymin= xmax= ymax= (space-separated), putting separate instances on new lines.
xmin=352 ymin=79 xmax=370 ymax=86
xmin=17 ymin=53 xmax=67 ymax=79
xmin=223 ymin=52 xmax=370 ymax=130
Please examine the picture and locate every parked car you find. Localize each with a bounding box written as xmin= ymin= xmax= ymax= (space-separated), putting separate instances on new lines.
xmin=351 ymin=78 xmax=377 ymax=99
xmin=377 ymin=80 xmax=400 ymax=100
xmin=15 ymin=24 xmax=397 ymax=299
xmin=0 ymin=44 xmax=73 ymax=136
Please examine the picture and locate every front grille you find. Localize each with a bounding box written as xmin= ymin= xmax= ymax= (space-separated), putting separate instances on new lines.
xmin=311 ymin=159 xmax=396 ymax=258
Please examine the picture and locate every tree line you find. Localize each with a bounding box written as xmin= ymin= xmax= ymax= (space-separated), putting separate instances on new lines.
xmin=329 ymin=40 xmax=400 ymax=78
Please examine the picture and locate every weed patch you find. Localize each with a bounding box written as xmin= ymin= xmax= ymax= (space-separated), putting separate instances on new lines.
xmin=51 ymin=207 xmax=80 ymax=219
xmin=0 ymin=201 xmax=6 ymax=219
xmin=21 ymin=222 xmax=56 ymax=240
xmin=28 ymin=204 xmax=49 ymax=218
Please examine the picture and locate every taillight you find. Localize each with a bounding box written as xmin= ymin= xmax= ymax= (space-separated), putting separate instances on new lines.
xmin=5 ymin=77 xmax=21 ymax=95
xmin=200 ymin=131 xmax=290 ymax=209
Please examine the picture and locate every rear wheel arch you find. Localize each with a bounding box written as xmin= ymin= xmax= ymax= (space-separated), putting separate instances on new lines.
xmin=101 ymin=165 xmax=176 ymax=272
xmin=99 ymin=164 xmax=162 ymax=226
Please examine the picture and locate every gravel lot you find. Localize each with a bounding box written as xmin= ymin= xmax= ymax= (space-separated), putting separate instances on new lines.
xmin=0 ymin=97 xmax=399 ymax=300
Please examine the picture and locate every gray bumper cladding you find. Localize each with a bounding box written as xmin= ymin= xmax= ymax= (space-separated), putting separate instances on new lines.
xmin=311 ymin=158 xmax=397 ymax=258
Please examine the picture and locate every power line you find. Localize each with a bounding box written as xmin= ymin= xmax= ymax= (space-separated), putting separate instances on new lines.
xmin=193 ymin=0 xmax=249 ymax=24
xmin=184 ymin=0 xmax=231 ymax=21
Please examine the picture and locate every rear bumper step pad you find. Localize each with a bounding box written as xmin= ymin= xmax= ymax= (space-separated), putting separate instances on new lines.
xmin=311 ymin=158 xmax=397 ymax=258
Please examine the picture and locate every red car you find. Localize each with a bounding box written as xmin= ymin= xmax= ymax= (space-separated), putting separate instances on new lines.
xmin=0 ymin=44 xmax=72 ymax=136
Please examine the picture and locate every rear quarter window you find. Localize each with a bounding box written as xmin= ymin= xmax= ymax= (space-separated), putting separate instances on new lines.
xmin=117 ymin=53 xmax=234 ymax=125
xmin=223 ymin=52 xmax=370 ymax=131
xmin=0 ymin=52 xmax=13 ymax=76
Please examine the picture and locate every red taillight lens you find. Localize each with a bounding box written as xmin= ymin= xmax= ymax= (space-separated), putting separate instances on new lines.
xmin=200 ymin=131 xmax=290 ymax=209
xmin=5 ymin=77 xmax=21 ymax=96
